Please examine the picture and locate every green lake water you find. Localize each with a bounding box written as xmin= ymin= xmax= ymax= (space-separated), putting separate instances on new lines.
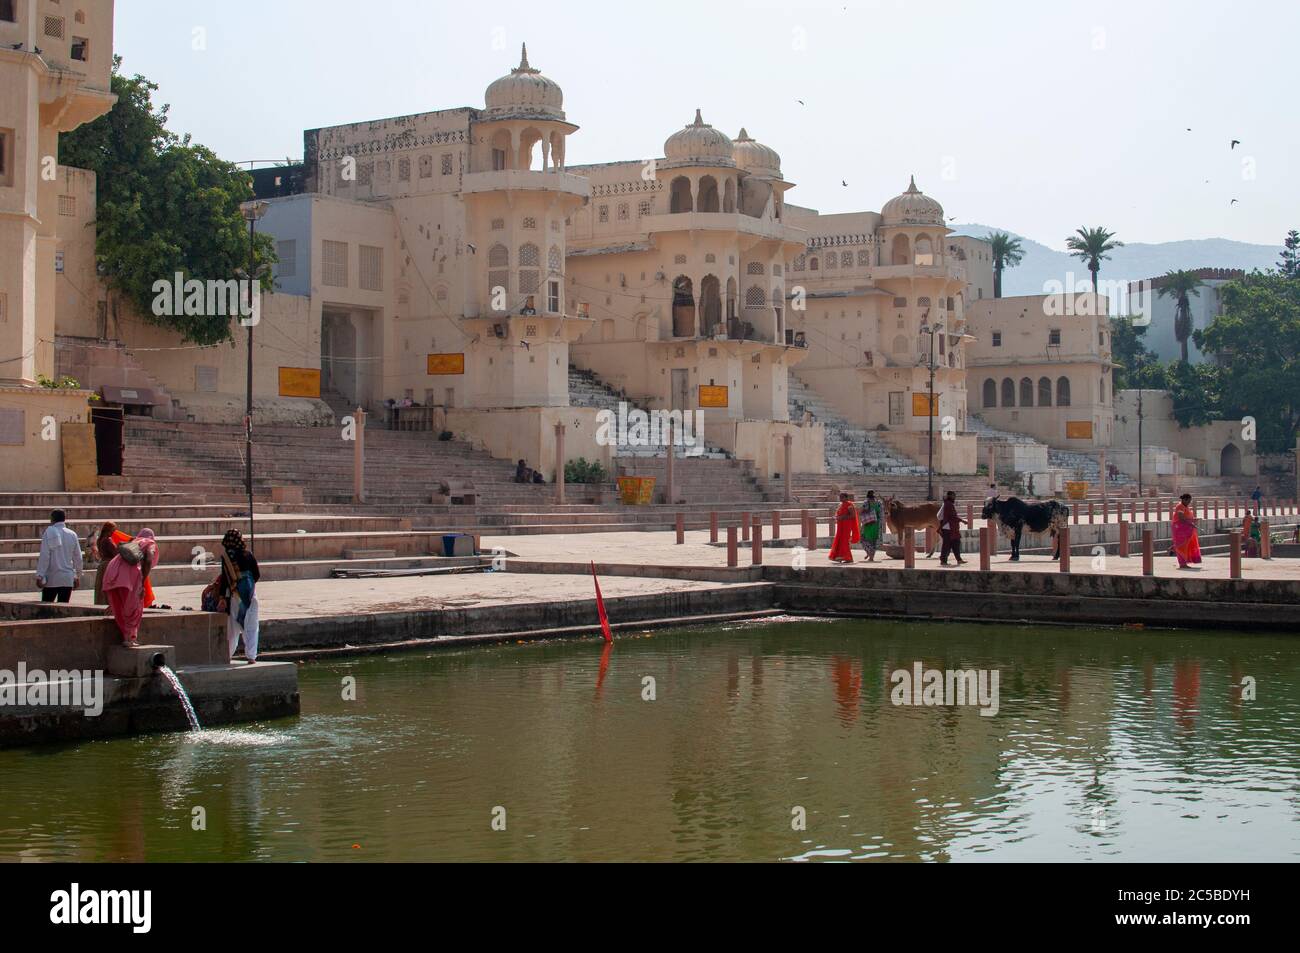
xmin=2 ymin=617 xmax=1297 ymax=862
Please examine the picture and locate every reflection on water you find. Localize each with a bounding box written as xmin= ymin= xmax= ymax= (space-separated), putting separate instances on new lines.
xmin=1 ymin=619 xmax=1297 ymax=862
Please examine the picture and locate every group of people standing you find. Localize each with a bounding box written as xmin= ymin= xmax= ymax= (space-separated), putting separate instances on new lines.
xmin=829 ymin=490 xmax=967 ymax=566
xmin=34 ymin=512 xmax=262 ymax=662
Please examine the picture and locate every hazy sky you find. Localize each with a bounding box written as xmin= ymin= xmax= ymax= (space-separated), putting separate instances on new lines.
xmin=114 ymin=0 xmax=1297 ymax=248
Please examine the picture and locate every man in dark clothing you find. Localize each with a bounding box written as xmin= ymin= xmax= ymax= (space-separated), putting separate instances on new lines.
xmin=939 ymin=491 xmax=966 ymax=566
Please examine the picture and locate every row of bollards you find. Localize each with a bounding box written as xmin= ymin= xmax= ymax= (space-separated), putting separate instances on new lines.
xmin=679 ymin=504 xmax=1283 ymax=578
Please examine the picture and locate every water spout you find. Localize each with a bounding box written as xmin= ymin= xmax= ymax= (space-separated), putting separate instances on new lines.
xmin=156 ymin=665 xmax=201 ymax=731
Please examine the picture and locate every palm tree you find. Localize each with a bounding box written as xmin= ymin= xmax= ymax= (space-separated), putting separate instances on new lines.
xmin=987 ymin=231 xmax=1025 ymax=298
xmin=1065 ymin=226 xmax=1124 ymax=298
xmin=1157 ymin=269 xmax=1205 ymax=363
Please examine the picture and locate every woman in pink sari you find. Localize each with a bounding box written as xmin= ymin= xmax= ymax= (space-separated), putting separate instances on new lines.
xmin=102 ymin=528 xmax=158 ymax=644
xmin=1171 ymin=494 xmax=1201 ymax=570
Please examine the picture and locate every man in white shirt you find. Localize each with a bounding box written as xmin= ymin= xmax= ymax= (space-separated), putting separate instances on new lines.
xmin=35 ymin=510 xmax=83 ymax=603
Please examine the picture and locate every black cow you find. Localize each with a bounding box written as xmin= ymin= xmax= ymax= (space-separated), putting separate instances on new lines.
xmin=981 ymin=497 xmax=1072 ymax=561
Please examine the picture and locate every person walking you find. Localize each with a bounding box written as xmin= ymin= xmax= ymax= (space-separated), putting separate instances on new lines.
xmin=217 ymin=529 xmax=261 ymax=663
xmin=938 ymin=491 xmax=967 ymax=566
xmin=35 ymin=510 xmax=83 ymax=603
xmin=828 ymin=492 xmax=860 ymax=564
xmin=1171 ymin=493 xmax=1202 ymax=570
xmin=859 ymin=490 xmax=885 ymax=562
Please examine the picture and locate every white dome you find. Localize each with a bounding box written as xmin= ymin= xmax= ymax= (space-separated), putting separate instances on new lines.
xmin=664 ymin=110 xmax=734 ymax=167
xmin=734 ymin=128 xmax=781 ymax=177
xmin=881 ymin=176 xmax=945 ymax=226
xmin=484 ymin=44 xmax=564 ymax=118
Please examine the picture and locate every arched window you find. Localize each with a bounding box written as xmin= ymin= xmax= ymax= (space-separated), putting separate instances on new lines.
xmin=745 ymin=285 xmax=766 ymax=307
xmin=914 ymin=235 xmax=934 ymax=265
xmin=548 ymin=245 xmax=562 ymax=275
xmin=1001 ymin=378 xmax=1015 ymax=407
xmin=1019 ymin=377 xmax=1034 ymax=407
xmin=723 ymin=178 xmax=736 ymax=213
xmin=698 ymin=175 xmax=719 ymax=212
xmin=669 ymin=176 xmax=693 ymax=213
xmin=792 ymin=254 xmax=806 ymax=272
xmin=826 ymin=252 xmax=838 ymax=269
xmin=809 ymin=257 xmax=819 ymax=271
xmin=1038 ymin=376 xmax=1052 ymax=407
xmin=891 ymin=234 xmax=910 ymax=265
xmin=982 ymin=378 xmax=996 ymax=408
xmin=488 ymin=244 xmax=509 ymax=268
xmin=1057 ymin=376 xmax=1071 ymax=406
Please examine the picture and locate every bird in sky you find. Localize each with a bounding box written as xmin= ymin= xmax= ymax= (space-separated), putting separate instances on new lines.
xmin=1231 ymin=139 xmax=1241 ymax=149
xmin=466 ymin=243 xmax=477 ymax=254
xmin=797 ymin=100 xmax=805 ymax=106
xmin=841 ymin=180 xmax=848 ymax=187
xmin=1230 ymin=199 xmax=1239 ymax=205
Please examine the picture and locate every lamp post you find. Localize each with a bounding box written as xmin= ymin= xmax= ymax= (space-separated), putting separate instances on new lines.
xmin=239 ymin=200 xmax=269 ymax=548
xmin=919 ymin=315 xmax=943 ymax=501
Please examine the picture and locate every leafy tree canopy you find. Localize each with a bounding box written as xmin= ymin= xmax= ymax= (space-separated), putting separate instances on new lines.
xmin=1109 ymin=314 xmax=1168 ymax=391
xmin=1195 ymin=269 xmax=1300 ymax=453
xmin=60 ymin=57 xmax=275 ymax=345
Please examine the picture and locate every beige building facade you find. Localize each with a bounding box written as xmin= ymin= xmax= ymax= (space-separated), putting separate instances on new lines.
xmin=1 ymin=0 xmax=115 ymax=488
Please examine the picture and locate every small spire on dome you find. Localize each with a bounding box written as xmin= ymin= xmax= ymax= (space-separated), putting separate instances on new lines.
xmin=907 ymin=175 xmax=919 ymax=193
xmin=693 ymin=108 xmax=704 ymax=126
xmin=738 ymin=127 xmax=750 ymax=140
xmin=513 ymin=42 xmax=538 ymax=74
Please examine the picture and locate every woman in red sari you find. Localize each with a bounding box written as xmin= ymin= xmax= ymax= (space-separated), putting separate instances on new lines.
xmin=1171 ymin=493 xmax=1201 ymax=569
xmin=829 ymin=492 xmax=860 ymax=563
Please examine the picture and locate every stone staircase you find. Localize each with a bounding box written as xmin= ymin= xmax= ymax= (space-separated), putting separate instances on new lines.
xmin=786 ymin=374 xmax=926 ymax=475
xmin=568 ymin=364 xmax=730 ymax=460
xmin=1048 ymin=447 xmax=1133 ymax=488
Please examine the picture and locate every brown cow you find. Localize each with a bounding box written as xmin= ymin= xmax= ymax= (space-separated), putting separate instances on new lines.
xmin=884 ymin=497 xmax=942 ymax=557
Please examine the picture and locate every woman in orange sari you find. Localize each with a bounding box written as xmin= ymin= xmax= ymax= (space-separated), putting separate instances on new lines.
xmin=829 ymin=492 xmax=860 ymax=563
xmin=1171 ymin=493 xmax=1201 ymax=569
xmin=93 ymin=521 xmax=155 ymax=608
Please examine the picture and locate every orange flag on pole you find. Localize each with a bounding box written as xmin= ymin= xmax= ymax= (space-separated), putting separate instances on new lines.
xmin=590 ymin=560 xmax=613 ymax=643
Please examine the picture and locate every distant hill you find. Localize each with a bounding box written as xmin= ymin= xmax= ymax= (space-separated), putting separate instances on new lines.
xmin=951 ymin=225 xmax=1280 ymax=303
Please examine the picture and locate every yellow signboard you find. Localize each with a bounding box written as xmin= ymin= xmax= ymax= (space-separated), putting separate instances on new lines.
xmin=427 ymin=353 xmax=466 ymax=375
xmin=278 ymin=367 xmax=321 ymax=399
xmin=62 ymin=422 xmax=99 ymax=492
xmin=1066 ymin=420 xmax=1094 ymax=439
xmin=698 ymin=385 xmax=729 ymax=408
xmin=911 ymin=392 xmax=938 ymax=416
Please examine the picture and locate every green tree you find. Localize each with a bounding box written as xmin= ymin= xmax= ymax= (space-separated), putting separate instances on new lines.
xmin=60 ymin=57 xmax=275 ymax=345
xmin=986 ymin=231 xmax=1024 ymax=298
xmin=1109 ymin=314 xmax=1168 ymax=392
xmin=1156 ymin=269 xmax=1205 ymax=363
xmin=1065 ymin=226 xmax=1124 ymax=296
xmin=1279 ymin=229 xmax=1300 ymax=279
xmin=1166 ymin=360 xmax=1222 ymax=428
xmin=1195 ymin=271 xmax=1300 ymax=452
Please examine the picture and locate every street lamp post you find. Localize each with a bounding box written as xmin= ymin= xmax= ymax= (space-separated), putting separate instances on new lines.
xmin=919 ymin=316 xmax=943 ymax=501
xmin=239 ymin=200 xmax=268 ymax=548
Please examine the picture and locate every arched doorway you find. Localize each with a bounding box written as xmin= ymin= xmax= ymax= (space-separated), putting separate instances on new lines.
xmin=1220 ymin=443 xmax=1242 ymax=476
xmin=672 ymin=276 xmax=696 ymax=337
xmin=699 ymin=275 xmax=722 ymax=336
xmin=670 ymin=176 xmax=693 ymax=213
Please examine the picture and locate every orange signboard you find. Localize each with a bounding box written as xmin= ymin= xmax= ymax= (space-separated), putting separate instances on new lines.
xmin=427 ymin=353 xmax=466 ymax=375
xmin=278 ymin=367 xmax=321 ymax=399
xmin=1066 ymin=420 xmax=1094 ymax=439
xmin=911 ymin=392 xmax=938 ymax=416
xmin=698 ymin=385 xmax=729 ymax=408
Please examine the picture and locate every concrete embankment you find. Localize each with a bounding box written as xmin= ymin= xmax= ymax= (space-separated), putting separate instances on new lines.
xmin=0 ymin=601 xmax=299 ymax=747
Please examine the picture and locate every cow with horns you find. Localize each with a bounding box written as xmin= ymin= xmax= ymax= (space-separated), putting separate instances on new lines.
xmin=981 ymin=497 xmax=1072 ymax=561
